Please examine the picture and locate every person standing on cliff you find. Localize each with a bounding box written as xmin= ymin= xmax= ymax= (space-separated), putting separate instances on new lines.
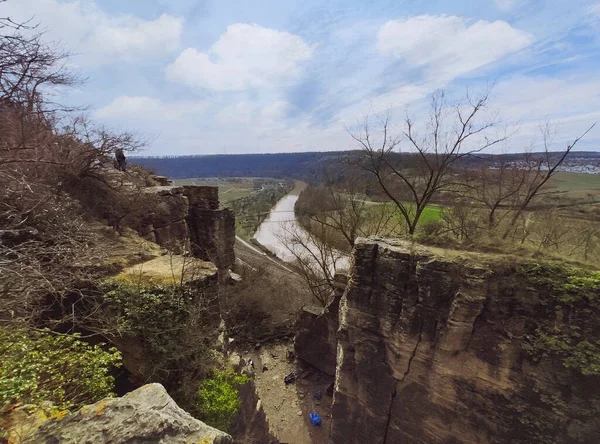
xmin=115 ymin=148 xmax=127 ymax=172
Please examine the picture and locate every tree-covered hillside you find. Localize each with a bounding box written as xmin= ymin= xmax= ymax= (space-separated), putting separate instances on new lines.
xmin=134 ymin=151 xmax=353 ymax=181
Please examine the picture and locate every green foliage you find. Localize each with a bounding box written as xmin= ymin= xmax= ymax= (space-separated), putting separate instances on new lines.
xmin=101 ymin=278 xmax=193 ymax=349
xmin=98 ymin=277 xmax=219 ymax=416
xmin=525 ymin=327 xmax=600 ymax=376
xmin=518 ymin=261 xmax=600 ymax=376
xmin=99 ymin=278 xmax=216 ymax=371
xmin=517 ymin=262 xmax=600 ymax=304
xmin=196 ymin=369 xmax=250 ymax=431
xmin=0 ymin=328 xmax=121 ymax=411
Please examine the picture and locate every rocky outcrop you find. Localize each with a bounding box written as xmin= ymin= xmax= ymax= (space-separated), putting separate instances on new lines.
xmin=111 ymin=256 xmax=221 ymax=387
xmin=25 ymin=383 xmax=232 ymax=443
xmin=316 ymin=238 xmax=600 ymax=444
xmin=295 ymin=273 xmax=347 ymax=376
xmin=133 ymin=186 xmax=235 ymax=271
xmin=183 ymin=186 xmax=235 ymax=271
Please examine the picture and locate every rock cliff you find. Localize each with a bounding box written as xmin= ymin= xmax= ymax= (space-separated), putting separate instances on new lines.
xmin=24 ymin=383 xmax=232 ymax=444
xmin=299 ymin=238 xmax=599 ymax=444
xmin=132 ymin=186 xmax=235 ymax=271
xmin=295 ymin=273 xmax=347 ymax=376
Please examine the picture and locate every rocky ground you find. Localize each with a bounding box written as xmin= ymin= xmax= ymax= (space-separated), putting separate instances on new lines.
xmin=230 ymin=211 xmax=334 ymax=443
xmin=237 ymin=343 xmax=333 ymax=444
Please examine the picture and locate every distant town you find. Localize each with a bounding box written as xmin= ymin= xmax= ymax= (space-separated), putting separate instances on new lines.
xmin=490 ymin=151 xmax=600 ymax=174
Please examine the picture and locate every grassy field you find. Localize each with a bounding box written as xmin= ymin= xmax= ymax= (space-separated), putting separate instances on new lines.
xmin=548 ymin=172 xmax=600 ymax=192
xmin=172 ymin=177 xmax=281 ymax=205
xmin=367 ymin=202 xmax=444 ymax=227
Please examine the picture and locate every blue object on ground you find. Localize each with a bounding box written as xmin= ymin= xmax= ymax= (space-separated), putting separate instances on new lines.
xmin=309 ymin=412 xmax=322 ymax=426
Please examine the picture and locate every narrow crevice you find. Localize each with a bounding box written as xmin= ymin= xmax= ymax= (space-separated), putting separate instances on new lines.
xmin=383 ymin=319 xmax=424 ymax=442
xmin=401 ymin=319 xmax=424 ymax=382
xmin=382 ymin=381 xmax=397 ymax=444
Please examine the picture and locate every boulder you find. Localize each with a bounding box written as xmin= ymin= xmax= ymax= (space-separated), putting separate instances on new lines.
xmin=25 ymin=383 xmax=232 ymax=444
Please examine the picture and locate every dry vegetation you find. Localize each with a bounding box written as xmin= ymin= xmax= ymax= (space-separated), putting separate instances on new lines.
xmin=0 ymin=13 xmax=226 ymax=430
xmin=287 ymin=91 xmax=598 ymax=305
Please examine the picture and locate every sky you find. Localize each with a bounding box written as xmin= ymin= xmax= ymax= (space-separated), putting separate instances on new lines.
xmin=3 ymin=0 xmax=600 ymax=155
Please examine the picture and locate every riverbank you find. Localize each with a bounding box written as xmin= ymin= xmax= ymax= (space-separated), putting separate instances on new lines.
xmin=253 ymin=180 xmax=350 ymax=272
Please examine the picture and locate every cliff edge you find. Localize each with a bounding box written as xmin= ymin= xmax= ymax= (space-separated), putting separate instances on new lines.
xmin=310 ymin=238 xmax=599 ymax=443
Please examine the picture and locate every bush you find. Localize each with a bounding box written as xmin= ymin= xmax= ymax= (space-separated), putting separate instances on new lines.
xmin=196 ymin=369 xmax=249 ymax=431
xmin=518 ymin=262 xmax=600 ymax=375
xmin=97 ymin=278 xmax=221 ymax=413
xmin=99 ymin=278 xmax=218 ymax=368
xmin=525 ymin=327 xmax=600 ymax=376
xmin=0 ymin=328 xmax=121 ymax=411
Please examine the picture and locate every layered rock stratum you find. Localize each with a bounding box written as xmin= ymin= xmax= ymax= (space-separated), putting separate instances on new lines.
xmin=132 ymin=186 xmax=235 ymax=271
xmin=299 ymin=238 xmax=599 ymax=444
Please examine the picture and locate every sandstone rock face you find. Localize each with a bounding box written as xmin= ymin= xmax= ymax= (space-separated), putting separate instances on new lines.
xmin=132 ymin=186 xmax=235 ymax=271
xmin=330 ymin=238 xmax=600 ymax=444
xmin=25 ymin=383 xmax=232 ymax=444
xmin=295 ymin=273 xmax=347 ymax=376
xmin=183 ymin=186 xmax=235 ymax=271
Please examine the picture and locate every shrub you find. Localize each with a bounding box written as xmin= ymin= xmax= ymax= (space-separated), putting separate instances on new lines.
xmin=525 ymin=327 xmax=600 ymax=376
xmin=0 ymin=328 xmax=121 ymax=411
xmin=196 ymin=369 xmax=249 ymax=431
xmin=99 ymin=278 xmax=218 ymax=367
xmin=517 ymin=262 xmax=600 ymax=304
xmin=518 ymin=262 xmax=600 ymax=375
xmin=97 ymin=278 xmax=221 ymax=414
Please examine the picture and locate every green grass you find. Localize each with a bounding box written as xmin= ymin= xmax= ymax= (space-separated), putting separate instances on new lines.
xmin=370 ymin=202 xmax=444 ymax=227
xmin=416 ymin=205 xmax=444 ymax=224
xmin=548 ymin=172 xmax=600 ymax=192
xmin=218 ymin=186 xmax=254 ymax=204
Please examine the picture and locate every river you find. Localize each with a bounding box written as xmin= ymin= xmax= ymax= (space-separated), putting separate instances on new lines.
xmin=253 ymin=181 xmax=350 ymax=272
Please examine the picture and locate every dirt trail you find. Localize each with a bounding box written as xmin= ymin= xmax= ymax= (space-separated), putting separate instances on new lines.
xmin=241 ymin=343 xmax=333 ymax=444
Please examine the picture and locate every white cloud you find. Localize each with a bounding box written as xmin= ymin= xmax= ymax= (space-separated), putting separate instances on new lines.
xmin=377 ymin=15 xmax=532 ymax=83
xmin=217 ymin=100 xmax=295 ymax=126
xmin=95 ymin=96 xmax=205 ymax=121
xmin=494 ymin=0 xmax=519 ymax=11
xmin=493 ymin=75 xmax=600 ymax=148
xmin=589 ymin=3 xmax=600 ymax=17
xmin=88 ymin=14 xmax=182 ymax=61
xmin=166 ymin=24 xmax=315 ymax=91
xmin=1 ymin=0 xmax=182 ymax=65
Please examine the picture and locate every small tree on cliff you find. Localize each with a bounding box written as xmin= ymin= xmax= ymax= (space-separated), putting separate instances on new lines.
xmin=349 ymin=89 xmax=506 ymax=235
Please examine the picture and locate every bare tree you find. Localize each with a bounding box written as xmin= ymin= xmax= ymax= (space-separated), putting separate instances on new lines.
xmin=0 ymin=14 xmax=77 ymax=112
xmin=500 ymin=122 xmax=596 ymax=238
xmin=296 ymin=167 xmax=399 ymax=251
xmin=350 ymin=89 xmax=507 ymax=234
xmin=0 ymin=15 xmax=147 ymax=330
xmin=463 ymin=159 xmax=531 ymax=230
xmin=277 ymin=221 xmax=348 ymax=307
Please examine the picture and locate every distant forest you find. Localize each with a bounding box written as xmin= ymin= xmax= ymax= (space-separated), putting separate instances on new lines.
xmin=133 ymin=151 xmax=600 ymax=180
xmin=133 ymin=151 xmax=353 ymax=181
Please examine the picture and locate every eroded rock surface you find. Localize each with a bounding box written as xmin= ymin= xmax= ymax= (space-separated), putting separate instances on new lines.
xmin=328 ymin=238 xmax=600 ymax=444
xmin=130 ymin=186 xmax=235 ymax=271
xmin=295 ymin=273 xmax=347 ymax=376
xmin=25 ymin=383 xmax=232 ymax=444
